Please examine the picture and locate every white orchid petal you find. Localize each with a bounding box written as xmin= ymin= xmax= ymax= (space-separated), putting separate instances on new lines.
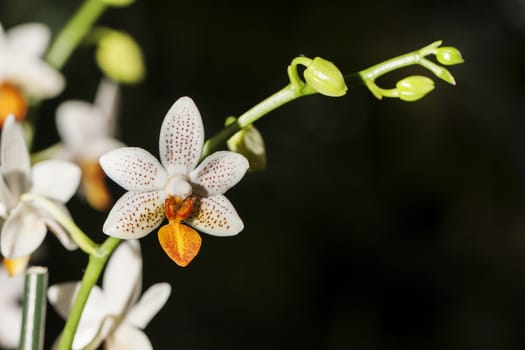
xmin=103 ymin=190 xmax=166 ymax=239
xmin=190 ymin=151 xmax=249 ymax=196
xmin=36 ymin=201 xmax=77 ymax=251
xmin=126 ymin=283 xmax=171 ymax=329
xmin=106 ymin=323 xmax=153 ymax=350
xmin=0 ymin=304 xmax=21 ymax=348
xmin=0 ymin=166 xmax=17 ymax=211
xmin=31 ymin=160 xmax=81 ymax=202
xmin=95 ymin=78 xmax=120 ymax=134
xmin=99 ymin=148 xmax=168 ymax=192
xmin=186 ymin=194 xmax=244 ymax=236
xmin=159 ymin=97 xmax=204 ymax=174
xmin=5 ymin=23 xmax=49 ymax=57
xmin=56 ymin=101 xmax=107 ymax=152
xmin=78 ymin=138 xmax=125 ymax=160
xmin=1 ymin=116 xmax=31 ymax=196
xmin=4 ymin=55 xmax=64 ymax=97
xmin=0 ymin=204 xmax=46 ymax=258
xmin=103 ymin=240 xmax=142 ymax=314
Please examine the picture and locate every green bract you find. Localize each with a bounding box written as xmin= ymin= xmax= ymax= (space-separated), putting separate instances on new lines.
xmin=303 ymin=57 xmax=347 ymax=97
xmin=435 ymin=46 xmax=464 ymax=66
xmin=396 ymin=76 xmax=435 ymax=102
xmin=226 ymin=117 xmax=267 ymax=172
xmin=95 ymin=30 xmax=145 ymax=84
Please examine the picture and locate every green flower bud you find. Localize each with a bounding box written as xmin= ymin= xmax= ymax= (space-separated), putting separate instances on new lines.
xmin=226 ymin=117 xmax=267 ymax=172
xmin=95 ymin=30 xmax=145 ymax=84
xmin=396 ymin=76 xmax=435 ymax=102
xmin=435 ymin=46 xmax=464 ymax=66
xmin=303 ymin=57 xmax=347 ymax=97
xmin=98 ymin=0 xmax=135 ymax=7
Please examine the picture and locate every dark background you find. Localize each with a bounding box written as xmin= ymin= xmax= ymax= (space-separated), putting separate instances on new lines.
xmin=2 ymin=0 xmax=525 ymax=349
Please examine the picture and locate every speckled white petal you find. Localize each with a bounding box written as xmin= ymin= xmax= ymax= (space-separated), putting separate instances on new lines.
xmin=99 ymin=148 xmax=167 ymax=192
xmin=103 ymin=240 xmax=142 ymax=315
xmin=185 ymin=194 xmax=244 ymax=236
xmin=126 ymin=283 xmax=171 ymax=329
xmin=5 ymin=23 xmax=49 ymax=57
xmin=1 ymin=116 xmax=31 ymax=196
xmin=159 ymin=97 xmax=204 ymax=174
xmin=0 ymin=204 xmax=46 ymax=258
xmin=56 ymin=101 xmax=106 ymax=152
xmin=103 ymin=190 xmax=166 ymax=239
xmin=4 ymin=55 xmax=64 ymax=97
xmin=31 ymin=160 xmax=81 ymax=203
xmin=106 ymin=323 xmax=153 ymax=350
xmin=190 ymin=151 xmax=249 ymax=196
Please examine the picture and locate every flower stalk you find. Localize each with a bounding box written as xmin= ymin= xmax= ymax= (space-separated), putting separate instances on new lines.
xmin=19 ymin=266 xmax=48 ymax=350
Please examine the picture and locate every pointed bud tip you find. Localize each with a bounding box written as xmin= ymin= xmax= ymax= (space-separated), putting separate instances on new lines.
xmin=303 ymin=57 xmax=347 ymax=97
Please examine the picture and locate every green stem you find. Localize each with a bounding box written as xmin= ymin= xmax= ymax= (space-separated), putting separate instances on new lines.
xmin=19 ymin=266 xmax=48 ymax=350
xmin=202 ymin=83 xmax=314 ymax=158
xmin=45 ymin=0 xmax=107 ymax=69
xmin=20 ymin=193 xmax=97 ymax=255
xmin=57 ymin=237 xmax=121 ymax=350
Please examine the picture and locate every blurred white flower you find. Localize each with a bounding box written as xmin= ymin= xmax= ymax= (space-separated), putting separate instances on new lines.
xmin=48 ymin=240 xmax=171 ymax=350
xmin=0 ymin=266 xmax=23 ymax=349
xmin=99 ymin=96 xmax=248 ymax=266
xmin=0 ymin=115 xmax=80 ymax=275
xmin=0 ymin=22 xmax=65 ymax=122
xmin=55 ymin=78 xmax=124 ymax=211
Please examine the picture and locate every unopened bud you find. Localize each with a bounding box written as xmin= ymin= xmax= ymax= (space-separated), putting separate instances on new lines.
xmin=95 ymin=30 xmax=145 ymax=84
xmin=303 ymin=57 xmax=347 ymax=97
xmin=396 ymin=76 xmax=435 ymax=102
xmin=436 ymin=46 xmax=464 ymax=66
xmin=226 ymin=117 xmax=267 ymax=172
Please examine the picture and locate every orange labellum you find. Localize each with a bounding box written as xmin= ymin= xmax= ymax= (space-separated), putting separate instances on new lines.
xmin=0 ymin=84 xmax=27 ymax=125
xmin=3 ymin=255 xmax=30 ymax=276
xmin=158 ymin=222 xmax=202 ymax=267
xmin=79 ymin=160 xmax=112 ymax=211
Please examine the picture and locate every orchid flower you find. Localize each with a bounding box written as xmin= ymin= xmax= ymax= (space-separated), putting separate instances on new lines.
xmin=48 ymin=240 xmax=171 ymax=350
xmin=0 ymin=22 xmax=65 ymax=123
xmin=0 ymin=115 xmax=80 ymax=275
xmin=55 ymin=78 xmax=124 ymax=211
xmin=0 ymin=266 xmax=23 ymax=349
xmin=99 ymin=96 xmax=249 ymax=266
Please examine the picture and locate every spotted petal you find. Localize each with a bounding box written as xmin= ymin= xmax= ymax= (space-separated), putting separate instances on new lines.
xmin=190 ymin=151 xmax=249 ymax=196
xmin=99 ymin=147 xmax=168 ymax=192
xmin=103 ymin=190 xmax=166 ymax=239
xmin=186 ymin=194 xmax=244 ymax=236
xmin=0 ymin=203 xmax=46 ymax=258
xmin=159 ymin=97 xmax=204 ymax=175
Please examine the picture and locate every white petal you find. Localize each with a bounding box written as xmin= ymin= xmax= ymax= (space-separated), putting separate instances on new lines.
xmin=103 ymin=240 xmax=142 ymax=315
xmin=95 ymin=78 xmax=120 ymax=135
xmin=159 ymin=97 xmax=204 ymax=174
xmin=4 ymin=55 xmax=64 ymax=97
xmin=5 ymin=23 xmax=49 ymax=57
xmin=0 ymin=304 xmax=21 ymax=348
xmin=56 ymin=101 xmax=107 ymax=152
xmin=99 ymin=148 xmax=167 ymax=192
xmin=186 ymin=194 xmax=244 ymax=236
xmin=77 ymin=137 xmax=125 ymax=160
xmin=31 ymin=160 xmax=81 ymax=202
xmin=0 ymin=204 xmax=46 ymax=258
xmin=0 ymin=166 xmax=17 ymax=211
xmin=126 ymin=283 xmax=171 ymax=329
xmin=36 ymin=201 xmax=78 ymax=251
xmin=1 ymin=116 xmax=31 ymax=196
xmin=103 ymin=190 xmax=166 ymax=239
xmin=106 ymin=323 xmax=153 ymax=350
xmin=0 ymin=267 xmax=24 ymax=299
xmin=190 ymin=151 xmax=249 ymax=196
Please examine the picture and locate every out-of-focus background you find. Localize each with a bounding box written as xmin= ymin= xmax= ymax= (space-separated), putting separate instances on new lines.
xmin=2 ymin=0 xmax=525 ymax=349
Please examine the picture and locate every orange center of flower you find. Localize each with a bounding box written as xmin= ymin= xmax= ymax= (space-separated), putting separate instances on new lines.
xmin=158 ymin=196 xmax=202 ymax=267
xmin=78 ymin=159 xmax=113 ymax=211
xmin=0 ymin=83 xmax=27 ymax=125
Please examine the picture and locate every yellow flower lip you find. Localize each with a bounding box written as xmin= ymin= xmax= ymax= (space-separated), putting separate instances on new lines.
xmin=0 ymin=84 xmax=27 ymax=125
xmin=3 ymin=255 xmax=31 ymax=276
